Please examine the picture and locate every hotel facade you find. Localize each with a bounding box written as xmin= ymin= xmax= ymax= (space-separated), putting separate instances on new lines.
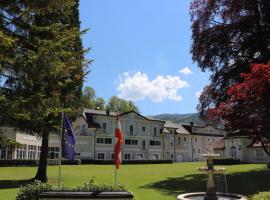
xmin=1 ymin=109 xmax=269 ymax=163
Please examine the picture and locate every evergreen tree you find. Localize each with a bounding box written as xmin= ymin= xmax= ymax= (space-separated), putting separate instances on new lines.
xmin=0 ymin=0 xmax=89 ymax=182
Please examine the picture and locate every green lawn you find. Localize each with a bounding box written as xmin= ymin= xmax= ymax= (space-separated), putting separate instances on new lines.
xmin=0 ymin=163 xmax=269 ymax=200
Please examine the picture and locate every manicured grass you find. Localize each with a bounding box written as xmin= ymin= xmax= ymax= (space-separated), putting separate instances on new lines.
xmin=0 ymin=163 xmax=269 ymax=200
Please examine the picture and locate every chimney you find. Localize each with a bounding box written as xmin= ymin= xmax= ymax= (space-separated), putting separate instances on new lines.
xmin=190 ymin=121 xmax=194 ymax=126
xmin=106 ymin=110 xmax=110 ymax=115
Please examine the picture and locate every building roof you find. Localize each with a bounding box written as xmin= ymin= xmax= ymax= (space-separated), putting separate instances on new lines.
xmin=213 ymin=139 xmax=225 ymax=150
xmin=83 ymin=109 xmax=165 ymax=123
xmin=164 ymin=121 xmax=190 ymax=135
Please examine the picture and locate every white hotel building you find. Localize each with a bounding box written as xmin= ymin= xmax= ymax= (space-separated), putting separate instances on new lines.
xmin=1 ymin=109 xmax=269 ymax=163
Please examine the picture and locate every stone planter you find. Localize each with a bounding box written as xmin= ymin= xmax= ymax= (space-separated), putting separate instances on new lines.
xmin=39 ymin=191 xmax=134 ymax=200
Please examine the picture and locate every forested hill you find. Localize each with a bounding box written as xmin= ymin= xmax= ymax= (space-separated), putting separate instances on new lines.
xmin=151 ymin=113 xmax=205 ymax=125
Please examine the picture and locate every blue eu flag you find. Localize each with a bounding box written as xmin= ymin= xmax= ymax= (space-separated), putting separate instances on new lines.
xmin=62 ymin=113 xmax=76 ymax=160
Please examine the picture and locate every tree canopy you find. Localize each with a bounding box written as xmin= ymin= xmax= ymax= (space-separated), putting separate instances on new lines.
xmin=106 ymin=96 xmax=139 ymax=113
xmin=208 ymin=62 xmax=270 ymax=155
xmin=190 ymin=0 xmax=270 ymax=115
xmin=0 ymin=0 xmax=89 ymax=182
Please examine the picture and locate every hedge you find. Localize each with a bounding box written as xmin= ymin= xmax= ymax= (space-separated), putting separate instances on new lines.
xmin=16 ymin=179 xmax=127 ymax=200
xmin=212 ymin=158 xmax=240 ymax=165
xmin=80 ymin=159 xmax=173 ymax=165
xmin=0 ymin=159 xmax=81 ymax=167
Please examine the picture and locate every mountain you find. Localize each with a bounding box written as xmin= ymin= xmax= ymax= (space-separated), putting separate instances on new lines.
xmin=151 ymin=113 xmax=205 ymax=125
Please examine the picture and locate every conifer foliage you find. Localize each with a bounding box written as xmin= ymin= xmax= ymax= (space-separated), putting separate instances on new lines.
xmin=0 ymin=0 xmax=89 ymax=182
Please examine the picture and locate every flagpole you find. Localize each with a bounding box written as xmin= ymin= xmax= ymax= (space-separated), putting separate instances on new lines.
xmin=58 ymin=110 xmax=64 ymax=190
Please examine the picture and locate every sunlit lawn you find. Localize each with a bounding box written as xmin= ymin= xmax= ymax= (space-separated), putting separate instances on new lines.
xmin=0 ymin=163 xmax=269 ymax=200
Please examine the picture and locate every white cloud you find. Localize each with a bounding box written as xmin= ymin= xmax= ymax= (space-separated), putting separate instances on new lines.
xmin=196 ymin=90 xmax=202 ymax=98
xmin=179 ymin=67 xmax=193 ymax=75
xmin=117 ymin=71 xmax=189 ymax=102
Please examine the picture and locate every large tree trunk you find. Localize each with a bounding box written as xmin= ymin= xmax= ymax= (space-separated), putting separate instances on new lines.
xmin=34 ymin=131 xmax=49 ymax=182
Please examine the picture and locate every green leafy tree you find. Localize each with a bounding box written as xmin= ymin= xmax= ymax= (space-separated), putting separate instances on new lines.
xmin=190 ymin=0 xmax=270 ymax=117
xmin=95 ymin=97 xmax=106 ymax=110
xmin=106 ymin=96 xmax=139 ymax=113
xmin=0 ymin=0 xmax=89 ymax=182
xmin=80 ymin=86 xmax=96 ymax=109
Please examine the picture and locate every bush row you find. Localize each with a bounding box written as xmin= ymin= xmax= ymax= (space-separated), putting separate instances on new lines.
xmin=16 ymin=179 xmax=127 ymax=200
xmin=81 ymin=159 xmax=173 ymax=165
xmin=0 ymin=159 xmax=173 ymax=166
xmin=0 ymin=159 xmax=81 ymax=167
xmin=212 ymin=158 xmax=240 ymax=165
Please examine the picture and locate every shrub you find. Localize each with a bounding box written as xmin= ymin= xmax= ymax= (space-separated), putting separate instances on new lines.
xmin=0 ymin=159 xmax=38 ymax=167
xmin=249 ymin=191 xmax=270 ymax=200
xmin=213 ymin=158 xmax=240 ymax=165
xmin=80 ymin=159 xmax=173 ymax=165
xmin=74 ymin=178 xmax=126 ymax=192
xmin=16 ymin=181 xmax=52 ymax=200
xmin=16 ymin=178 xmax=127 ymax=200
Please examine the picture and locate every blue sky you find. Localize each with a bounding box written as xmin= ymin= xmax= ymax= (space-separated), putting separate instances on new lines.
xmin=79 ymin=0 xmax=210 ymax=115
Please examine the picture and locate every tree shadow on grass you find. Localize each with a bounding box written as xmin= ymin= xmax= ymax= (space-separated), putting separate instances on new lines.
xmin=0 ymin=179 xmax=31 ymax=189
xmin=141 ymin=168 xmax=270 ymax=197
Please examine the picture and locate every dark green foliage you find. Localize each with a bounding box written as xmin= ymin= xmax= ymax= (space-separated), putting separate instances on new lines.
xmin=0 ymin=0 xmax=89 ymax=182
xmin=80 ymin=159 xmax=173 ymax=165
xmin=16 ymin=181 xmax=53 ymax=200
xmin=16 ymin=179 xmax=127 ymax=200
xmin=212 ymin=158 xmax=240 ymax=165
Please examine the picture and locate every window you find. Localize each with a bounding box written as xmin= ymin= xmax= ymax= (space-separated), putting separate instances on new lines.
xmin=102 ymin=123 xmax=107 ymax=133
xmin=37 ymin=146 xmax=41 ymax=160
xmin=129 ymin=125 xmax=134 ymax=135
xmin=125 ymin=139 xmax=138 ymax=145
xmin=150 ymin=140 xmax=162 ymax=146
xmin=208 ymin=137 xmax=211 ymax=142
xmin=152 ymin=153 xmax=159 ymax=160
xmin=48 ymin=147 xmax=59 ymax=159
xmin=137 ymin=154 xmax=143 ymax=160
xmin=153 ymin=127 xmax=157 ymax=136
xmin=97 ymin=153 xmax=105 ymax=160
xmin=170 ymin=142 xmax=174 ymax=147
xmin=28 ymin=145 xmax=37 ymax=160
xmin=124 ymin=153 xmax=131 ymax=160
xmin=96 ymin=138 xmax=104 ymax=144
xmin=97 ymin=138 xmax=112 ymax=144
xmin=230 ymin=146 xmax=237 ymax=158
xmin=81 ymin=124 xmax=87 ymax=135
xmin=105 ymin=138 xmax=112 ymax=144
xmin=195 ymin=137 xmax=197 ymax=142
xmin=178 ymin=137 xmax=181 ymax=144
xmin=0 ymin=146 xmax=11 ymax=159
xmin=192 ymin=148 xmax=195 ymax=153
xmin=16 ymin=145 xmax=26 ymax=159
xmin=111 ymin=153 xmax=114 ymax=160
xmin=198 ymin=149 xmax=200 ymax=153
xmin=142 ymin=126 xmax=146 ymax=132
xmin=256 ymin=149 xmax=264 ymax=158
xmin=142 ymin=140 xmax=146 ymax=150
xmin=183 ymin=137 xmax=187 ymax=142
xmin=170 ymin=154 xmax=174 ymax=159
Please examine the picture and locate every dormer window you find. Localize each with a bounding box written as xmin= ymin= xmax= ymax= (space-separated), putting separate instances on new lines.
xmin=102 ymin=123 xmax=107 ymax=133
xmin=130 ymin=125 xmax=134 ymax=135
xmin=154 ymin=127 xmax=157 ymax=136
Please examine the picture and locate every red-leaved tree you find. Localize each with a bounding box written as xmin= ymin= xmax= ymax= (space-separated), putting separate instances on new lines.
xmin=208 ymin=62 xmax=270 ymax=155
